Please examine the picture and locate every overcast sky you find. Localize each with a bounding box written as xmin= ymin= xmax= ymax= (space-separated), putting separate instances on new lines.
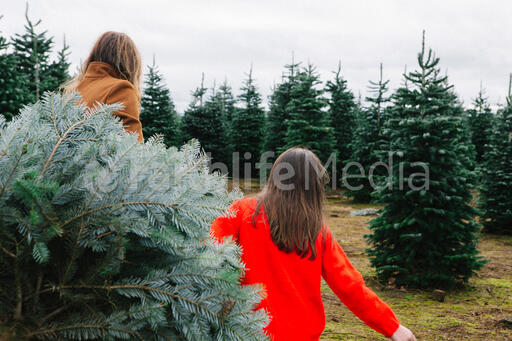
xmin=1 ymin=0 xmax=511 ymax=112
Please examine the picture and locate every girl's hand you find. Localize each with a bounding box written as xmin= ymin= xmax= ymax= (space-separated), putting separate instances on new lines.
xmin=390 ymin=325 xmax=416 ymax=341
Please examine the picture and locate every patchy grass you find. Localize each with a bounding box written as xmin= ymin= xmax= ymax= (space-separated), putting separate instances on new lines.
xmin=320 ymin=190 xmax=512 ymax=341
xmin=232 ymin=180 xmax=512 ymax=340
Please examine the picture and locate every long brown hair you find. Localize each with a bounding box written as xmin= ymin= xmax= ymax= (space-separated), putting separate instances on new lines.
xmin=252 ymin=147 xmax=329 ymax=260
xmin=63 ymin=31 xmax=142 ymax=95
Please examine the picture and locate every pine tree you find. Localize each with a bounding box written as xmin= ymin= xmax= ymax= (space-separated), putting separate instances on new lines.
xmin=217 ymin=80 xmax=237 ymax=171
xmin=181 ymin=75 xmax=207 ymax=145
xmin=263 ymin=59 xmax=299 ymax=156
xmin=231 ymin=66 xmax=265 ymax=178
xmin=0 ymin=15 xmax=29 ymax=120
xmin=467 ymin=85 xmax=494 ymax=164
xmin=181 ymin=75 xmax=229 ymax=169
xmin=46 ymin=36 xmax=71 ymax=91
xmin=140 ymin=57 xmax=180 ymax=147
xmin=326 ymin=62 xmax=356 ymax=164
xmin=346 ymin=63 xmax=390 ymax=202
xmin=283 ymin=63 xmax=335 ymax=163
xmin=218 ymin=79 xmax=237 ymax=142
xmin=0 ymin=93 xmax=268 ymax=340
xmin=480 ymin=75 xmax=512 ymax=235
xmin=11 ymin=5 xmax=59 ymax=102
xmin=365 ymin=33 xmax=485 ymax=289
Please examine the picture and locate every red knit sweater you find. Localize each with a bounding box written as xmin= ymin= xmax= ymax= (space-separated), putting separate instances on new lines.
xmin=210 ymin=197 xmax=400 ymax=340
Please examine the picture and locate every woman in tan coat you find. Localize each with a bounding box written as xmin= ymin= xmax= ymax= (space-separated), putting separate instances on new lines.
xmin=64 ymin=31 xmax=143 ymax=142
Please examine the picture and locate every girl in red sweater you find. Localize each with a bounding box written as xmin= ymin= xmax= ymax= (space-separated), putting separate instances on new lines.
xmin=211 ymin=147 xmax=416 ymax=341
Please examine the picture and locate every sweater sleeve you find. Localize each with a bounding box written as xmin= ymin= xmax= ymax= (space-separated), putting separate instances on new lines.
xmin=106 ymin=81 xmax=143 ymax=142
xmin=210 ymin=200 xmax=243 ymax=243
xmin=321 ymin=227 xmax=400 ymax=338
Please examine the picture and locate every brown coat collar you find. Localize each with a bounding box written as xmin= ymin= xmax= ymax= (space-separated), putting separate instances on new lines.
xmin=84 ymin=61 xmax=120 ymax=79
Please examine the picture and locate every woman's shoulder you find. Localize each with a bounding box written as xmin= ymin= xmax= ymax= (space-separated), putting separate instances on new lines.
xmin=104 ymin=78 xmax=138 ymax=107
xmin=106 ymin=78 xmax=137 ymax=95
xmin=78 ymin=73 xmax=136 ymax=97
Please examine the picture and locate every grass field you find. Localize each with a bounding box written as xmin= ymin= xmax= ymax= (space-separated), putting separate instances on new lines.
xmin=237 ymin=180 xmax=512 ymax=341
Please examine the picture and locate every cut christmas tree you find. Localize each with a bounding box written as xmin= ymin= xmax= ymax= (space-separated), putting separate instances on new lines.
xmin=0 ymin=93 xmax=268 ymax=340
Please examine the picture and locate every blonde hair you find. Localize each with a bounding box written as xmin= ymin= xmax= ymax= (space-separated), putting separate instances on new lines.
xmin=63 ymin=31 xmax=142 ymax=96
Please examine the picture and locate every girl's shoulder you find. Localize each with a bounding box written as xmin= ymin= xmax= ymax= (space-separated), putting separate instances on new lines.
xmin=232 ymin=196 xmax=257 ymax=213
xmin=231 ymin=197 xmax=258 ymax=223
xmin=237 ymin=196 xmax=257 ymax=207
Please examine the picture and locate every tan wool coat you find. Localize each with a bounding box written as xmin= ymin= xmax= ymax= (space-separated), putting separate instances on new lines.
xmin=77 ymin=61 xmax=143 ymax=142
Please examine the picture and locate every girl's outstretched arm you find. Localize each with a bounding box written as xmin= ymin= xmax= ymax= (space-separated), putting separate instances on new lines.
xmin=321 ymin=226 xmax=402 ymax=338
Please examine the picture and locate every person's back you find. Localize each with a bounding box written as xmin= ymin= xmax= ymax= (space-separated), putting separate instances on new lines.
xmin=214 ymin=196 xmax=326 ymax=339
xmin=64 ymin=31 xmax=143 ymax=142
xmin=77 ymin=61 xmax=142 ymax=141
xmin=211 ymin=147 xmax=416 ymax=341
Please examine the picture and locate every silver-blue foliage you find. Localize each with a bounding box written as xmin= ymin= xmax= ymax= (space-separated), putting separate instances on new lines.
xmin=0 ymin=93 xmax=268 ymax=340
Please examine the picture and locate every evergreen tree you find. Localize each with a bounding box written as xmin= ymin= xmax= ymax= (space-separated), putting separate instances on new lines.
xmin=231 ymin=66 xmax=265 ymax=177
xmin=480 ymin=76 xmax=512 ymax=235
xmin=217 ymin=80 xmax=237 ymax=171
xmin=181 ymin=75 xmax=229 ymax=169
xmin=11 ymin=5 xmax=63 ymax=102
xmin=326 ymin=62 xmax=356 ymax=164
xmin=218 ymin=79 xmax=237 ymax=141
xmin=346 ymin=63 xmax=390 ymax=202
xmin=388 ymin=65 xmax=411 ymax=121
xmin=140 ymin=57 xmax=180 ymax=147
xmin=181 ymin=75 xmax=207 ymax=145
xmin=0 ymin=16 xmax=29 ymax=120
xmin=0 ymin=93 xmax=268 ymax=340
xmin=366 ymin=33 xmax=485 ymax=289
xmin=263 ymin=59 xmax=299 ymax=156
xmin=467 ymin=86 xmax=494 ymax=164
xmin=46 ymin=36 xmax=71 ymax=91
xmin=283 ymin=63 xmax=335 ymax=163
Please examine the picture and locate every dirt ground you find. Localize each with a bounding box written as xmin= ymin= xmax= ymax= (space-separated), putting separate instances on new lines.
xmin=238 ymin=181 xmax=512 ymax=341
